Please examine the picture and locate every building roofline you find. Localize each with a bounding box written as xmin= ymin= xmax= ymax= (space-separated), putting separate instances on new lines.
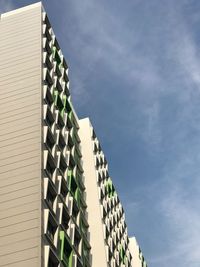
xmin=1 ymin=2 xmax=43 ymax=18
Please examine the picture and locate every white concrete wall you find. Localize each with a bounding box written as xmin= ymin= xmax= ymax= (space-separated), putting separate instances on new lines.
xmin=79 ymin=118 xmax=108 ymax=267
xmin=0 ymin=3 xmax=42 ymax=267
xmin=129 ymin=237 xmax=147 ymax=267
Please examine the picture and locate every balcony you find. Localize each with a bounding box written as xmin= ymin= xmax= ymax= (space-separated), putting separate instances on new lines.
xmin=43 ymin=52 xmax=53 ymax=71
xmin=73 ymin=226 xmax=81 ymax=254
xmin=45 ymin=179 xmax=57 ymax=213
xmin=43 ymin=104 xmax=55 ymax=129
xmin=43 ymin=85 xmax=54 ymax=107
xmin=46 ymin=247 xmax=60 ymax=267
xmin=43 ymin=24 xmax=52 ymax=42
xmin=63 ymin=95 xmax=71 ymax=113
xmin=58 ymin=176 xmax=68 ymax=200
xmin=54 ymin=90 xmax=64 ymax=114
xmin=59 ymin=202 xmax=70 ymax=232
xmin=44 ymin=126 xmax=56 ymax=153
xmin=43 ymin=37 xmax=52 ymax=55
xmin=44 ymin=68 xmax=53 ymax=88
xmin=43 ymin=150 xmax=56 ymax=180
xmin=44 ymin=208 xmax=58 ymax=249
xmin=59 ymin=231 xmax=73 ymax=267
xmin=68 ymin=110 xmax=79 ymax=129
xmin=63 ymin=69 xmax=69 ymax=84
xmin=52 ymin=46 xmax=62 ymax=66
xmin=54 ymin=76 xmax=63 ymax=93
xmin=63 ymin=80 xmax=70 ymax=97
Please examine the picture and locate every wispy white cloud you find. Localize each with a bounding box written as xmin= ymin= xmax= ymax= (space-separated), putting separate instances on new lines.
xmin=62 ymin=0 xmax=162 ymax=101
xmin=62 ymin=0 xmax=200 ymax=150
xmin=153 ymin=150 xmax=200 ymax=267
xmin=59 ymin=2 xmax=200 ymax=266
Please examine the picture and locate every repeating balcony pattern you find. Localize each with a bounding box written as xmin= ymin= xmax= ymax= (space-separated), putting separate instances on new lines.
xmin=92 ymin=131 xmax=132 ymax=267
xmin=42 ymin=12 xmax=91 ymax=267
xmin=0 ymin=3 xmax=148 ymax=267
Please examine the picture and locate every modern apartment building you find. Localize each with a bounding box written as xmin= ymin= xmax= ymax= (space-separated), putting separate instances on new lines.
xmin=79 ymin=118 xmax=132 ymax=267
xmin=129 ymin=237 xmax=148 ymax=267
xmin=0 ymin=3 xmax=90 ymax=267
xmin=0 ymin=2 xmax=148 ymax=267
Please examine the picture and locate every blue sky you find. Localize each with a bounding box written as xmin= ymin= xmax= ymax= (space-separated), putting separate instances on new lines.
xmin=1 ymin=0 xmax=200 ymax=266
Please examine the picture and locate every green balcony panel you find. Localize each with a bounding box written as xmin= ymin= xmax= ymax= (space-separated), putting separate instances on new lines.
xmin=67 ymin=169 xmax=73 ymax=180
xmin=68 ymin=110 xmax=73 ymax=122
xmin=76 ymin=172 xmax=85 ymax=191
xmin=75 ymin=188 xmax=81 ymax=208
xmin=68 ymin=110 xmax=79 ymax=129
xmin=53 ymin=90 xmax=64 ymax=116
xmin=68 ymin=169 xmax=77 ymax=195
xmin=72 ymin=128 xmax=79 ymax=145
xmin=52 ymin=46 xmax=62 ymax=65
xmin=119 ymin=245 xmax=126 ymax=264
xmin=63 ymin=95 xmax=72 ymax=113
xmin=80 ymin=216 xmax=88 ymax=239
xmin=105 ymin=178 xmax=115 ymax=198
xmin=59 ymin=231 xmax=73 ymax=267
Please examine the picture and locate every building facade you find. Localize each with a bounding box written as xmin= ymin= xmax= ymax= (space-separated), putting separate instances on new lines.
xmin=79 ymin=118 xmax=132 ymax=267
xmin=129 ymin=237 xmax=148 ymax=267
xmin=0 ymin=2 xmax=148 ymax=267
xmin=0 ymin=3 xmax=90 ymax=267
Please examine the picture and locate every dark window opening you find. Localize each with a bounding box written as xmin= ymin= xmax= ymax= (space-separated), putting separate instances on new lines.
xmin=62 ymin=209 xmax=70 ymax=230
xmin=47 ymin=220 xmax=57 ymax=243
xmin=45 ymin=107 xmax=54 ymax=128
xmin=46 ymin=130 xmax=55 ymax=151
xmin=72 ymin=201 xmax=79 ymax=221
xmin=46 ymin=185 xmax=56 ymax=209
xmin=60 ymin=155 xmax=67 ymax=174
xmin=46 ymin=157 xmax=55 ymax=178
xmin=74 ymin=229 xmax=81 ymax=251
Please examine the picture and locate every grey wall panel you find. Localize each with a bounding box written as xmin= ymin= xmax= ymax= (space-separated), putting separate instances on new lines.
xmin=0 ymin=3 xmax=42 ymax=267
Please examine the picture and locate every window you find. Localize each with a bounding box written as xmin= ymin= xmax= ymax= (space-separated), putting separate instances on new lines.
xmin=62 ymin=208 xmax=70 ymax=230
xmin=44 ymin=86 xmax=53 ymax=107
xmin=77 ymin=256 xmax=83 ymax=267
xmin=48 ymin=249 xmax=59 ymax=267
xmin=58 ymin=133 xmax=66 ymax=150
xmin=60 ymin=231 xmax=73 ymax=267
xmin=46 ymin=186 xmax=56 ymax=209
xmin=72 ymin=200 xmax=79 ymax=221
xmin=45 ymin=68 xmax=53 ymax=88
xmin=44 ymin=106 xmax=54 ymax=128
xmin=60 ymin=179 xmax=68 ymax=199
xmin=59 ymin=153 xmax=67 ymax=175
xmin=46 ymin=156 xmax=56 ymax=178
xmin=47 ymin=219 xmax=57 ymax=243
xmin=52 ymin=46 xmax=62 ymax=65
xmin=74 ymin=228 xmax=81 ymax=251
xmin=68 ymin=172 xmax=77 ymax=196
xmin=46 ymin=129 xmax=55 ymax=151
xmin=61 ymin=186 xmax=68 ymax=200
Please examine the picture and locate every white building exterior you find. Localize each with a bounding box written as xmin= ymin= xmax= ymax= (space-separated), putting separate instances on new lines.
xmin=79 ymin=118 xmax=132 ymax=267
xmin=0 ymin=3 xmax=148 ymax=267
xmin=129 ymin=237 xmax=148 ymax=267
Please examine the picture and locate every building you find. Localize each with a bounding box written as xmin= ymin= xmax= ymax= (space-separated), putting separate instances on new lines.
xmin=79 ymin=118 xmax=132 ymax=267
xmin=129 ymin=237 xmax=148 ymax=267
xmin=0 ymin=3 xmax=91 ymax=267
xmin=0 ymin=2 xmax=148 ymax=267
